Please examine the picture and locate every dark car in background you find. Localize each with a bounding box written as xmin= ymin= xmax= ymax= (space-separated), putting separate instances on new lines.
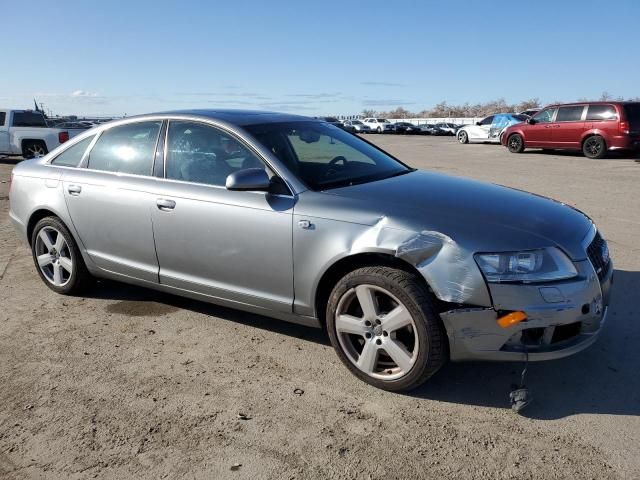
xmin=393 ymin=122 xmax=421 ymax=135
xmin=418 ymin=124 xmax=446 ymax=135
xmin=503 ymin=102 xmax=640 ymax=159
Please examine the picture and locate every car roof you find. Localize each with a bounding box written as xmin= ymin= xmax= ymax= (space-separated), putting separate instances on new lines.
xmin=138 ymin=109 xmax=314 ymax=126
xmin=544 ymin=101 xmax=639 ymax=108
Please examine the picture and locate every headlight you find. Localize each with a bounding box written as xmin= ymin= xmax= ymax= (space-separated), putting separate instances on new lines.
xmin=474 ymin=247 xmax=577 ymax=283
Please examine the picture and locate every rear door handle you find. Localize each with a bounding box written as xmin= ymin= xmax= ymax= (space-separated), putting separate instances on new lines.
xmin=156 ymin=198 xmax=176 ymax=211
xmin=67 ymin=185 xmax=82 ymax=195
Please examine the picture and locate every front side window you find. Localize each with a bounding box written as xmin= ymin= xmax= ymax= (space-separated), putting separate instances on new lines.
xmin=479 ymin=116 xmax=494 ymax=126
xmin=246 ymin=121 xmax=410 ymax=191
xmin=51 ymin=135 xmax=95 ymax=167
xmin=532 ymin=108 xmax=556 ymax=123
xmin=586 ymin=104 xmax=617 ymax=121
xmin=87 ymin=121 xmax=161 ymax=175
xmin=165 ymin=121 xmax=266 ymax=187
xmin=556 ymin=106 xmax=585 ymax=122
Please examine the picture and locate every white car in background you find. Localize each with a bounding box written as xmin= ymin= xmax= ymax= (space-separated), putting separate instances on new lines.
xmin=362 ymin=118 xmax=394 ymax=133
xmin=457 ymin=113 xmax=529 ymax=144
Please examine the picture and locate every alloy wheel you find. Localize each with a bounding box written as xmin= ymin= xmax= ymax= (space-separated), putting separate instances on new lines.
xmin=27 ymin=144 xmax=46 ymax=157
xmin=458 ymin=131 xmax=468 ymax=144
xmin=34 ymin=227 xmax=73 ymax=286
xmin=585 ymin=138 xmax=602 ymax=156
xmin=335 ymin=284 xmax=419 ymax=380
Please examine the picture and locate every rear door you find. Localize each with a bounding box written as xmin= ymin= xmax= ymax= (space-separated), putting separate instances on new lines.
xmin=62 ymin=120 xmax=164 ymax=282
xmin=553 ymin=105 xmax=586 ymax=148
xmin=525 ymin=108 xmax=557 ymax=147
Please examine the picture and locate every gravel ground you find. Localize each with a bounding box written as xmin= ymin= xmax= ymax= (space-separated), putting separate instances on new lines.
xmin=0 ymin=139 xmax=639 ymax=479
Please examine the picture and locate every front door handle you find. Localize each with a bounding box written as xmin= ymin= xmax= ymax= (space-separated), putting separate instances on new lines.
xmin=156 ymin=198 xmax=176 ymax=211
xmin=67 ymin=185 xmax=82 ymax=195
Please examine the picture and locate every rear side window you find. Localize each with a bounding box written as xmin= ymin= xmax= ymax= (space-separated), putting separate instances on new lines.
xmin=556 ymin=106 xmax=584 ymax=122
xmin=87 ymin=121 xmax=161 ymax=176
xmin=0 ymin=112 xmax=5 ymax=126
xmin=51 ymin=135 xmax=95 ymax=167
xmin=586 ymin=105 xmax=617 ymax=121
xmin=12 ymin=111 xmax=47 ymax=127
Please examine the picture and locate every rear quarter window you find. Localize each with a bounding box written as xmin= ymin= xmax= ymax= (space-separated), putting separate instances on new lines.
xmin=0 ymin=112 xmax=5 ymax=126
xmin=586 ymin=105 xmax=617 ymax=121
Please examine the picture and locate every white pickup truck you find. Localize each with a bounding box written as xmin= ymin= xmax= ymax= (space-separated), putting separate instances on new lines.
xmin=0 ymin=109 xmax=75 ymax=158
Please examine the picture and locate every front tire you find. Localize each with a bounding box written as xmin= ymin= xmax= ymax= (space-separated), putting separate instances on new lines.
xmin=326 ymin=266 xmax=447 ymax=392
xmin=457 ymin=131 xmax=469 ymax=144
xmin=31 ymin=216 xmax=92 ymax=295
xmin=583 ymin=135 xmax=606 ymax=159
xmin=377 ymin=127 xmax=382 ymax=134
xmin=507 ymin=133 xmax=525 ymax=153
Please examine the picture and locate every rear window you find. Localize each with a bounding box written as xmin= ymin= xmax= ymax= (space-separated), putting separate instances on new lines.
xmin=512 ymin=114 xmax=528 ymax=122
xmin=556 ymin=106 xmax=584 ymax=122
xmin=11 ymin=111 xmax=47 ymax=127
xmin=51 ymin=135 xmax=95 ymax=167
xmin=623 ymin=103 xmax=640 ymax=124
xmin=586 ymin=105 xmax=617 ymax=121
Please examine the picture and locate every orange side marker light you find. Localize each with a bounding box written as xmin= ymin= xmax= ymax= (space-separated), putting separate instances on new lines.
xmin=497 ymin=311 xmax=527 ymax=329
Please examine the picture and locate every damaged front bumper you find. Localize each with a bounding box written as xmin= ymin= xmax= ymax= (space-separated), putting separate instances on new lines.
xmin=441 ymin=259 xmax=613 ymax=362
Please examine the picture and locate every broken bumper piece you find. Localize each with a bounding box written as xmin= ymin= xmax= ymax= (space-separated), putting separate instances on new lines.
xmin=440 ymin=259 xmax=612 ymax=362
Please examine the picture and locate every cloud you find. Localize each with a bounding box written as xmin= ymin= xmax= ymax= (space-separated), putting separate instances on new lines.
xmin=286 ymin=92 xmax=342 ymax=99
xmin=361 ymin=81 xmax=405 ymax=87
xmin=71 ymin=90 xmax=99 ymax=98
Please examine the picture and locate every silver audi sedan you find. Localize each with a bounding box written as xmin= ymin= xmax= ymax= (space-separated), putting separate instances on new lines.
xmin=9 ymin=110 xmax=613 ymax=391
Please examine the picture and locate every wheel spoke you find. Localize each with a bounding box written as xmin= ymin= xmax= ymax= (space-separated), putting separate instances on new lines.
xmin=54 ymin=232 xmax=66 ymax=251
xmin=336 ymin=314 xmax=368 ymax=336
xmin=59 ymin=257 xmax=73 ymax=274
xmin=39 ymin=230 xmax=54 ymax=250
xmin=380 ymin=305 xmax=412 ymax=333
xmin=357 ymin=341 xmax=378 ymax=374
xmin=52 ymin=264 xmax=63 ymax=285
xmin=37 ymin=253 xmax=53 ymax=267
xmin=355 ymin=285 xmax=377 ymax=321
xmin=383 ymin=339 xmax=414 ymax=372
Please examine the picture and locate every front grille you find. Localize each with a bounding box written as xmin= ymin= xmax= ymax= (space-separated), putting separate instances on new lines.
xmin=586 ymin=231 xmax=610 ymax=281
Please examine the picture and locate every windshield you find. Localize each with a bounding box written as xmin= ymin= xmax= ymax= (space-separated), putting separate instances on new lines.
xmin=245 ymin=121 xmax=411 ymax=191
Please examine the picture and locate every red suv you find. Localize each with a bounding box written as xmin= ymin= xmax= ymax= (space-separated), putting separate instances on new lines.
xmin=502 ymin=102 xmax=640 ymax=159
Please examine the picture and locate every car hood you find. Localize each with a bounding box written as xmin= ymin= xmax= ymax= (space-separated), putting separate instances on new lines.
xmin=321 ymin=170 xmax=592 ymax=260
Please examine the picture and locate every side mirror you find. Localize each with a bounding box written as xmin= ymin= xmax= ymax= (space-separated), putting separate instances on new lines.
xmin=526 ymin=118 xmax=535 ymax=124
xmin=226 ymin=168 xmax=271 ymax=191
xmin=476 ymin=122 xmax=481 ymax=126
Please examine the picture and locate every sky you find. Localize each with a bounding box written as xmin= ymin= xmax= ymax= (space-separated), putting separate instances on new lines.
xmin=2 ymin=0 xmax=639 ymax=117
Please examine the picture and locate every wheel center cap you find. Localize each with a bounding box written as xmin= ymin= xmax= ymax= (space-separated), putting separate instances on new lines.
xmin=373 ymin=325 xmax=383 ymax=336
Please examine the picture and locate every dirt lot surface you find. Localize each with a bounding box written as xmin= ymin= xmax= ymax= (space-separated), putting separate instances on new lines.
xmin=1 ymin=140 xmax=639 ymax=479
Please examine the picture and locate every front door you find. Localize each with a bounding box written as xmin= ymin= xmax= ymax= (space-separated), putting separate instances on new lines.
xmin=525 ymin=108 xmax=557 ymax=147
xmin=469 ymin=115 xmax=494 ymax=140
xmin=62 ymin=120 xmax=163 ymax=283
xmin=151 ymin=120 xmax=294 ymax=312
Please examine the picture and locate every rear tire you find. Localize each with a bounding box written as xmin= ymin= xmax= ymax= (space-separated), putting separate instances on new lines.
xmin=326 ymin=266 xmax=447 ymax=392
xmin=507 ymin=133 xmax=525 ymax=153
xmin=31 ymin=216 xmax=93 ymax=295
xmin=582 ymin=135 xmax=606 ymax=159
xmin=22 ymin=141 xmax=48 ymax=159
